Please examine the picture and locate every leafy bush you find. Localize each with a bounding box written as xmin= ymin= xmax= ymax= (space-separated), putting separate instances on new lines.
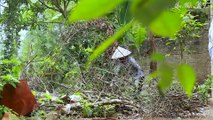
xmin=196 ymin=76 xmax=213 ymax=102
xmin=0 ymin=58 xmax=21 ymax=91
xmin=19 ymin=19 xmax=114 ymax=92
xmin=0 ymin=105 xmax=12 ymax=117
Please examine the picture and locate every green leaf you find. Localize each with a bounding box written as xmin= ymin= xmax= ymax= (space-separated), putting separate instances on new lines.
xmin=2 ymin=75 xmax=11 ymax=81
xmin=51 ymin=13 xmax=62 ymax=21
xmin=12 ymin=66 xmax=21 ymax=78
xmin=45 ymin=93 xmax=53 ymax=100
xmin=157 ymin=63 xmax=174 ymax=93
xmin=74 ymin=92 xmax=82 ymax=95
xmin=179 ymin=0 xmax=198 ymax=5
xmin=134 ymin=27 xmax=146 ymax=47
xmin=177 ymin=64 xmax=196 ymax=97
xmin=86 ymin=21 xmax=133 ymax=67
xmin=82 ymin=106 xmax=93 ymax=117
xmin=131 ymin=0 xmax=177 ymax=25
xmin=151 ymin=52 xmax=165 ymax=62
xmin=30 ymin=0 xmax=38 ymax=4
xmin=69 ymin=0 xmax=125 ymax=22
xmin=119 ymin=1 xmax=133 ymax=24
xmin=149 ymin=10 xmax=182 ymax=37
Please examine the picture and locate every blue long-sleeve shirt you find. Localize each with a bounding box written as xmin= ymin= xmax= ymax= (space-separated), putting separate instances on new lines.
xmin=113 ymin=56 xmax=145 ymax=80
xmin=127 ymin=56 xmax=145 ymax=79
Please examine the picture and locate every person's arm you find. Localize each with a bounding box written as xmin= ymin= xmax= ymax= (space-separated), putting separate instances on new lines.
xmin=128 ymin=57 xmax=142 ymax=70
xmin=128 ymin=56 xmax=145 ymax=77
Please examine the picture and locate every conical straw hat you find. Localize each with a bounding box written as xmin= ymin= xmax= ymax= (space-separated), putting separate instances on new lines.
xmin=111 ymin=46 xmax=131 ymax=59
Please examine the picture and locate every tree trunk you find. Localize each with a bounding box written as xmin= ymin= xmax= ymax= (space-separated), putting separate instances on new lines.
xmin=149 ymin=32 xmax=157 ymax=73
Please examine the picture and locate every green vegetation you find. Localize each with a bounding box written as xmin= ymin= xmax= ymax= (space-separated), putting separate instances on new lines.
xmin=0 ymin=0 xmax=211 ymax=119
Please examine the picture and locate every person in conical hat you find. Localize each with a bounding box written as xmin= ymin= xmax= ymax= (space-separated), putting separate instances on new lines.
xmin=111 ymin=46 xmax=132 ymax=59
xmin=111 ymin=46 xmax=132 ymax=64
xmin=111 ymin=46 xmax=145 ymax=93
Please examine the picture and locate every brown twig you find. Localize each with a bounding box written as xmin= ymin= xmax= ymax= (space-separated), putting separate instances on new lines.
xmin=38 ymin=0 xmax=58 ymax=12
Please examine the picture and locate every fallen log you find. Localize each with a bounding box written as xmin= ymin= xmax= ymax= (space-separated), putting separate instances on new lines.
xmin=60 ymin=98 xmax=138 ymax=114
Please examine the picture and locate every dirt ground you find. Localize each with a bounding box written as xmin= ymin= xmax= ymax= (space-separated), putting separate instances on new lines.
xmin=134 ymin=98 xmax=213 ymax=120
xmin=77 ymin=100 xmax=213 ymax=120
xmin=28 ymin=99 xmax=213 ymax=120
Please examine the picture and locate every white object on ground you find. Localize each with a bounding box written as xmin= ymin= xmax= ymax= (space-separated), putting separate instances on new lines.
xmin=69 ymin=94 xmax=82 ymax=102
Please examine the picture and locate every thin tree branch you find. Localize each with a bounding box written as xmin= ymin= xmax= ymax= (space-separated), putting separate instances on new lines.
xmin=52 ymin=0 xmax=67 ymax=18
xmin=22 ymin=21 xmax=64 ymax=26
xmin=38 ymin=0 xmax=59 ymax=12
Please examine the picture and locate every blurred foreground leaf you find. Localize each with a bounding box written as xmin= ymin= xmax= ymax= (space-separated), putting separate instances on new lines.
xmin=69 ymin=0 xmax=125 ymax=22
xmin=131 ymin=0 xmax=177 ymax=25
xmin=150 ymin=10 xmax=182 ymax=37
xmin=177 ymin=64 xmax=196 ymax=97
xmin=157 ymin=63 xmax=174 ymax=93
xmin=151 ymin=52 xmax=165 ymax=62
xmin=179 ymin=0 xmax=198 ymax=5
